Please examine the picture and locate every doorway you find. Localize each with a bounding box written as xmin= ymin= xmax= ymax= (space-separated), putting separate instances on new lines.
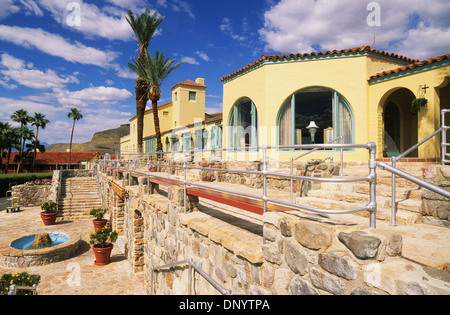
xmin=384 ymin=102 xmax=401 ymax=157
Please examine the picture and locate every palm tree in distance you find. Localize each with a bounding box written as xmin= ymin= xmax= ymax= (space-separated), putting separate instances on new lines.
xmin=31 ymin=112 xmax=50 ymax=170
xmin=11 ymin=109 xmax=31 ymax=173
xmin=67 ymin=108 xmax=83 ymax=166
xmin=126 ymin=7 xmax=164 ymax=153
xmin=128 ymin=49 xmax=183 ymax=153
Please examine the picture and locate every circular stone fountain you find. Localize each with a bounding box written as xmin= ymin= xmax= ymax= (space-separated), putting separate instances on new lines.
xmin=0 ymin=232 xmax=81 ymax=268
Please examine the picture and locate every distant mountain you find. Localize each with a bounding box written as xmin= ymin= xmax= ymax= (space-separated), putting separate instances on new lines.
xmin=46 ymin=124 xmax=129 ymax=155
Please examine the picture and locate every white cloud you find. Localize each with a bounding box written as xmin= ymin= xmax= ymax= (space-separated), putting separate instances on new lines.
xmin=36 ymin=0 xmax=133 ymax=41
xmin=0 ymin=53 xmax=79 ymax=90
xmin=220 ymin=17 xmax=247 ymax=42
xmin=259 ymin=0 xmax=450 ymax=60
xmin=0 ymin=25 xmax=118 ymax=68
xmin=156 ymin=0 xmax=195 ymax=19
xmin=195 ymin=51 xmax=210 ymax=62
xmin=0 ymin=0 xmax=20 ymax=19
xmin=181 ymin=56 xmax=199 ymax=65
xmin=20 ymin=0 xmax=43 ymax=16
xmin=55 ymin=86 xmax=132 ymax=108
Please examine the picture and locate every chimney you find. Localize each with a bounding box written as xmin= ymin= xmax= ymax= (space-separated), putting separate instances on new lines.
xmin=195 ymin=78 xmax=205 ymax=86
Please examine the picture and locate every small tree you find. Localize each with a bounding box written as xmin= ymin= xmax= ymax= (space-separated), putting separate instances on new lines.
xmin=67 ymin=108 xmax=83 ymax=166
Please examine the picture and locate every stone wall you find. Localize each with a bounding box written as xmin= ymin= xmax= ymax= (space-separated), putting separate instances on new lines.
xmin=421 ymin=165 xmax=450 ymax=226
xmin=12 ymin=183 xmax=52 ymax=207
xmin=96 ymin=168 xmax=450 ymax=295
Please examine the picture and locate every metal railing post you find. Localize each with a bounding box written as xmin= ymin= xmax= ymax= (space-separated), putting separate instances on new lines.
xmin=262 ymin=146 xmax=268 ymax=215
xmin=368 ymin=143 xmax=377 ymax=228
xmin=340 ymin=136 xmax=344 ymax=176
xmin=290 ymin=157 xmax=293 ymax=203
xmin=183 ymin=150 xmax=187 ymax=214
xmin=442 ymin=109 xmax=447 ymax=165
xmin=391 ymin=156 xmax=397 ymax=226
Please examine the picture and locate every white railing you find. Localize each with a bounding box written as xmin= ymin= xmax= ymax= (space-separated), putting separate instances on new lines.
xmin=96 ymin=142 xmax=378 ymax=228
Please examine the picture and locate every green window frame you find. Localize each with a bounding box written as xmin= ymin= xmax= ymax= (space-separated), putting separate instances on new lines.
xmin=277 ymin=87 xmax=354 ymax=149
xmin=228 ymin=98 xmax=258 ymax=148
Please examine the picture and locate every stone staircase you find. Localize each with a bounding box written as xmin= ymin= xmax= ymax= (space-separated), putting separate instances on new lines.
xmin=58 ymin=177 xmax=102 ymax=220
xmin=296 ymin=162 xmax=439 ymax=225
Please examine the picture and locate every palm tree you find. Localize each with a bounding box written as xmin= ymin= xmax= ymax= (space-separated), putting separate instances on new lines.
xmin=0 ymin=121 xmax=9 ymax=172
xmin=11 ymin=109 xmax=31 ymax=172
xmin=126 ymin=7 xmax=164 ymax=153
xmin=67 ymin=108 xmax=83 ymax=165
xmin=128 ymin=50 xmax=183 ymax=152
xmin=30 ymin=112 xmax=50 ymax=170
xmin=3 ymin=126 xmax=20 ymax=173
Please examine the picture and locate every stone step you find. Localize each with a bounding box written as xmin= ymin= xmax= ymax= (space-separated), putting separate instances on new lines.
xmin=295 ymin=196 xmax=422 ymax=225
xmin=319 ymin=182 xmax=422 ymax=200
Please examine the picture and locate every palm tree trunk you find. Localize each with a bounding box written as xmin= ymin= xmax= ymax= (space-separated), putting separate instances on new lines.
xmin=32 ymin=126 xmax=39 ymax=171
xmin=69 ymin=120 xmax=75 ymax=166
xmin=151 ymin=99 xmax=163 ymax=153
xmin=135 ymin=77 xmax=149 ymax=153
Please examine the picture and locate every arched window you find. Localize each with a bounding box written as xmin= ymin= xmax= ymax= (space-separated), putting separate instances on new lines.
xmin=278 ymin=87 xmax=353 ymax=146
xmin=229 ymin=98 xmax=258 ymax=148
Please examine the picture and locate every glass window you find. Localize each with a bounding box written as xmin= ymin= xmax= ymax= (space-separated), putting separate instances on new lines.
xmin=278 ymin=87 xmax=353 ymax=147
xmin=189 ymin=91 xmax=196 ymax=101
xmin=229 ymin=98 xmax=258 ymax=148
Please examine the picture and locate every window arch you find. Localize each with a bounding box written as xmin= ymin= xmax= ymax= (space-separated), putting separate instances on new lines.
xmin=229 ymin=98 xmax=258 ymax=148
xmin=278 ymin=87 xmax=353 ymax=146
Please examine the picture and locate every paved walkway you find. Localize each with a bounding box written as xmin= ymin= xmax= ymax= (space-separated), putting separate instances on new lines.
xmin=0 ymin=207 xmax=146 ymax=295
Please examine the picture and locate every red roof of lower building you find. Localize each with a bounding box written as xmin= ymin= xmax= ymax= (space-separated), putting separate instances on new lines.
xmin=2 ymin=151 xmax=99 ymax=165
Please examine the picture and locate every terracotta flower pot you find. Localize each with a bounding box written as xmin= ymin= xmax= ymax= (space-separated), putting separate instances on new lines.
xmin=41 ymin=212 xmax=58 ymax=226
xmin=93 ymin=219 xmax=107 ymax=232
xmin=93 ymin=244 xmax=114 ymax=266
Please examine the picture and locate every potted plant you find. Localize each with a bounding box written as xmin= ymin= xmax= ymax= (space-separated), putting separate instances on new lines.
xmin=411 ymin=97 xmax=428 ymax=115
xmin=89 ymin=227 xmax=118 ymax=266
xmin=40 ymin=202 xmax=58 ymax=226
xmin=89 ymin=208 xmax=108 ymax=231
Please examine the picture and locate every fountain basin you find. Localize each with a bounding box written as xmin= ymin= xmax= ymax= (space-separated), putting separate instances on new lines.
xmin=11 ymin=233 xmax=69 ymax=250
xmin=0 ymin=232 xmax=81 ymax=268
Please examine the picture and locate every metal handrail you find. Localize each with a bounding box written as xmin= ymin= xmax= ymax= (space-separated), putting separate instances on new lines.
xmin=387 ymin=109 xmax=450 ymax=226
xmin=96 ymin=142 xmax=378 ymax=228
xmin=150 ymin=258 xmax=231 ymax=295
xmin=8 ymin=284 xmax=38 ymax=295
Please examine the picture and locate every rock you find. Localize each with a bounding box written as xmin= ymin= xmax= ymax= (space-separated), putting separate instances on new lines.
xmin=284 ymin=240 xmax=309 ymax=275
xmin=290 ymin=277 xmax=319 ymax=295
xmin=309 ymin=267 xmax=346 ymax=295
xmin=318 ymin=252 xmax=357 ymax=280
xmin=338 ymin=231 xmax=381 ymax=260
xmin=30 ymin=233 xmax=52 ymax=248
xmin=294 ymin=221 xmax=333 ymax=250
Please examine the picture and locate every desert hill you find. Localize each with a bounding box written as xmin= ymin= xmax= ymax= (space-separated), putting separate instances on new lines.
xmin=46 ymin=124 xmax=129 ymax=155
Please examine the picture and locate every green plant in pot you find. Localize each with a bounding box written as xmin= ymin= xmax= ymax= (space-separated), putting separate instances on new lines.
xmin=411 ymin=97 xmax=428 ymax=115
xmin=89 ymin=208 xmax=108 ymax=231
xmin=40 ymin=201 xmax=58 ymax=226
xmin=89 ymin=227 xmax=118 ymax=266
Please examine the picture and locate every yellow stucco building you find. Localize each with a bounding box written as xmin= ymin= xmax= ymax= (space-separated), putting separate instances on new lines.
xmin=121 ymin=47 xmax=450 ymax=163
xmin=221 ymin=46 xmax=450 ymax=162
xmin=120 ymin=78 xmax=223 ymax=155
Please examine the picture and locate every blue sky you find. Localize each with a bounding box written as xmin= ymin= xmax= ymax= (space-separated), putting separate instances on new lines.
xmin=0 ymin=0 xmax=449 ymax=145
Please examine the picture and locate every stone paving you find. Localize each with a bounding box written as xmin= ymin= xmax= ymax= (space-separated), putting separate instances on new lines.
xmin=0 ymin=207 xmax=146 ymax=295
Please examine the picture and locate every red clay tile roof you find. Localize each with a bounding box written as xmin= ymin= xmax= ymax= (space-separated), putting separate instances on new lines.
xmin=2 ymin=151 xmax=98 ymax=165
xmin=369 ymin=53 xmax=450 ymax=80
xmin=171 ymin=80 xmax=206 ymax=90
xmin=221 ymin=46 xmax=419 ymax=82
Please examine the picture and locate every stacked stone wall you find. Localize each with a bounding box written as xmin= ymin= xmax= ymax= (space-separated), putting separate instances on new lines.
xmin=96 ymin=168 xmax=450 ymax=295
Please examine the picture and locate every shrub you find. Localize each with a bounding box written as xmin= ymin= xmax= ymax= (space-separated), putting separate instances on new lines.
xmin=89 ymin=227 xmax=118 ymax=248
xmin=89 ymin=208 xmax=108 ymax=221
xmin=41 ymin=201 xmax=58 ymax=213
xmin=0 ymin=272 xmax=40 ymax=295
